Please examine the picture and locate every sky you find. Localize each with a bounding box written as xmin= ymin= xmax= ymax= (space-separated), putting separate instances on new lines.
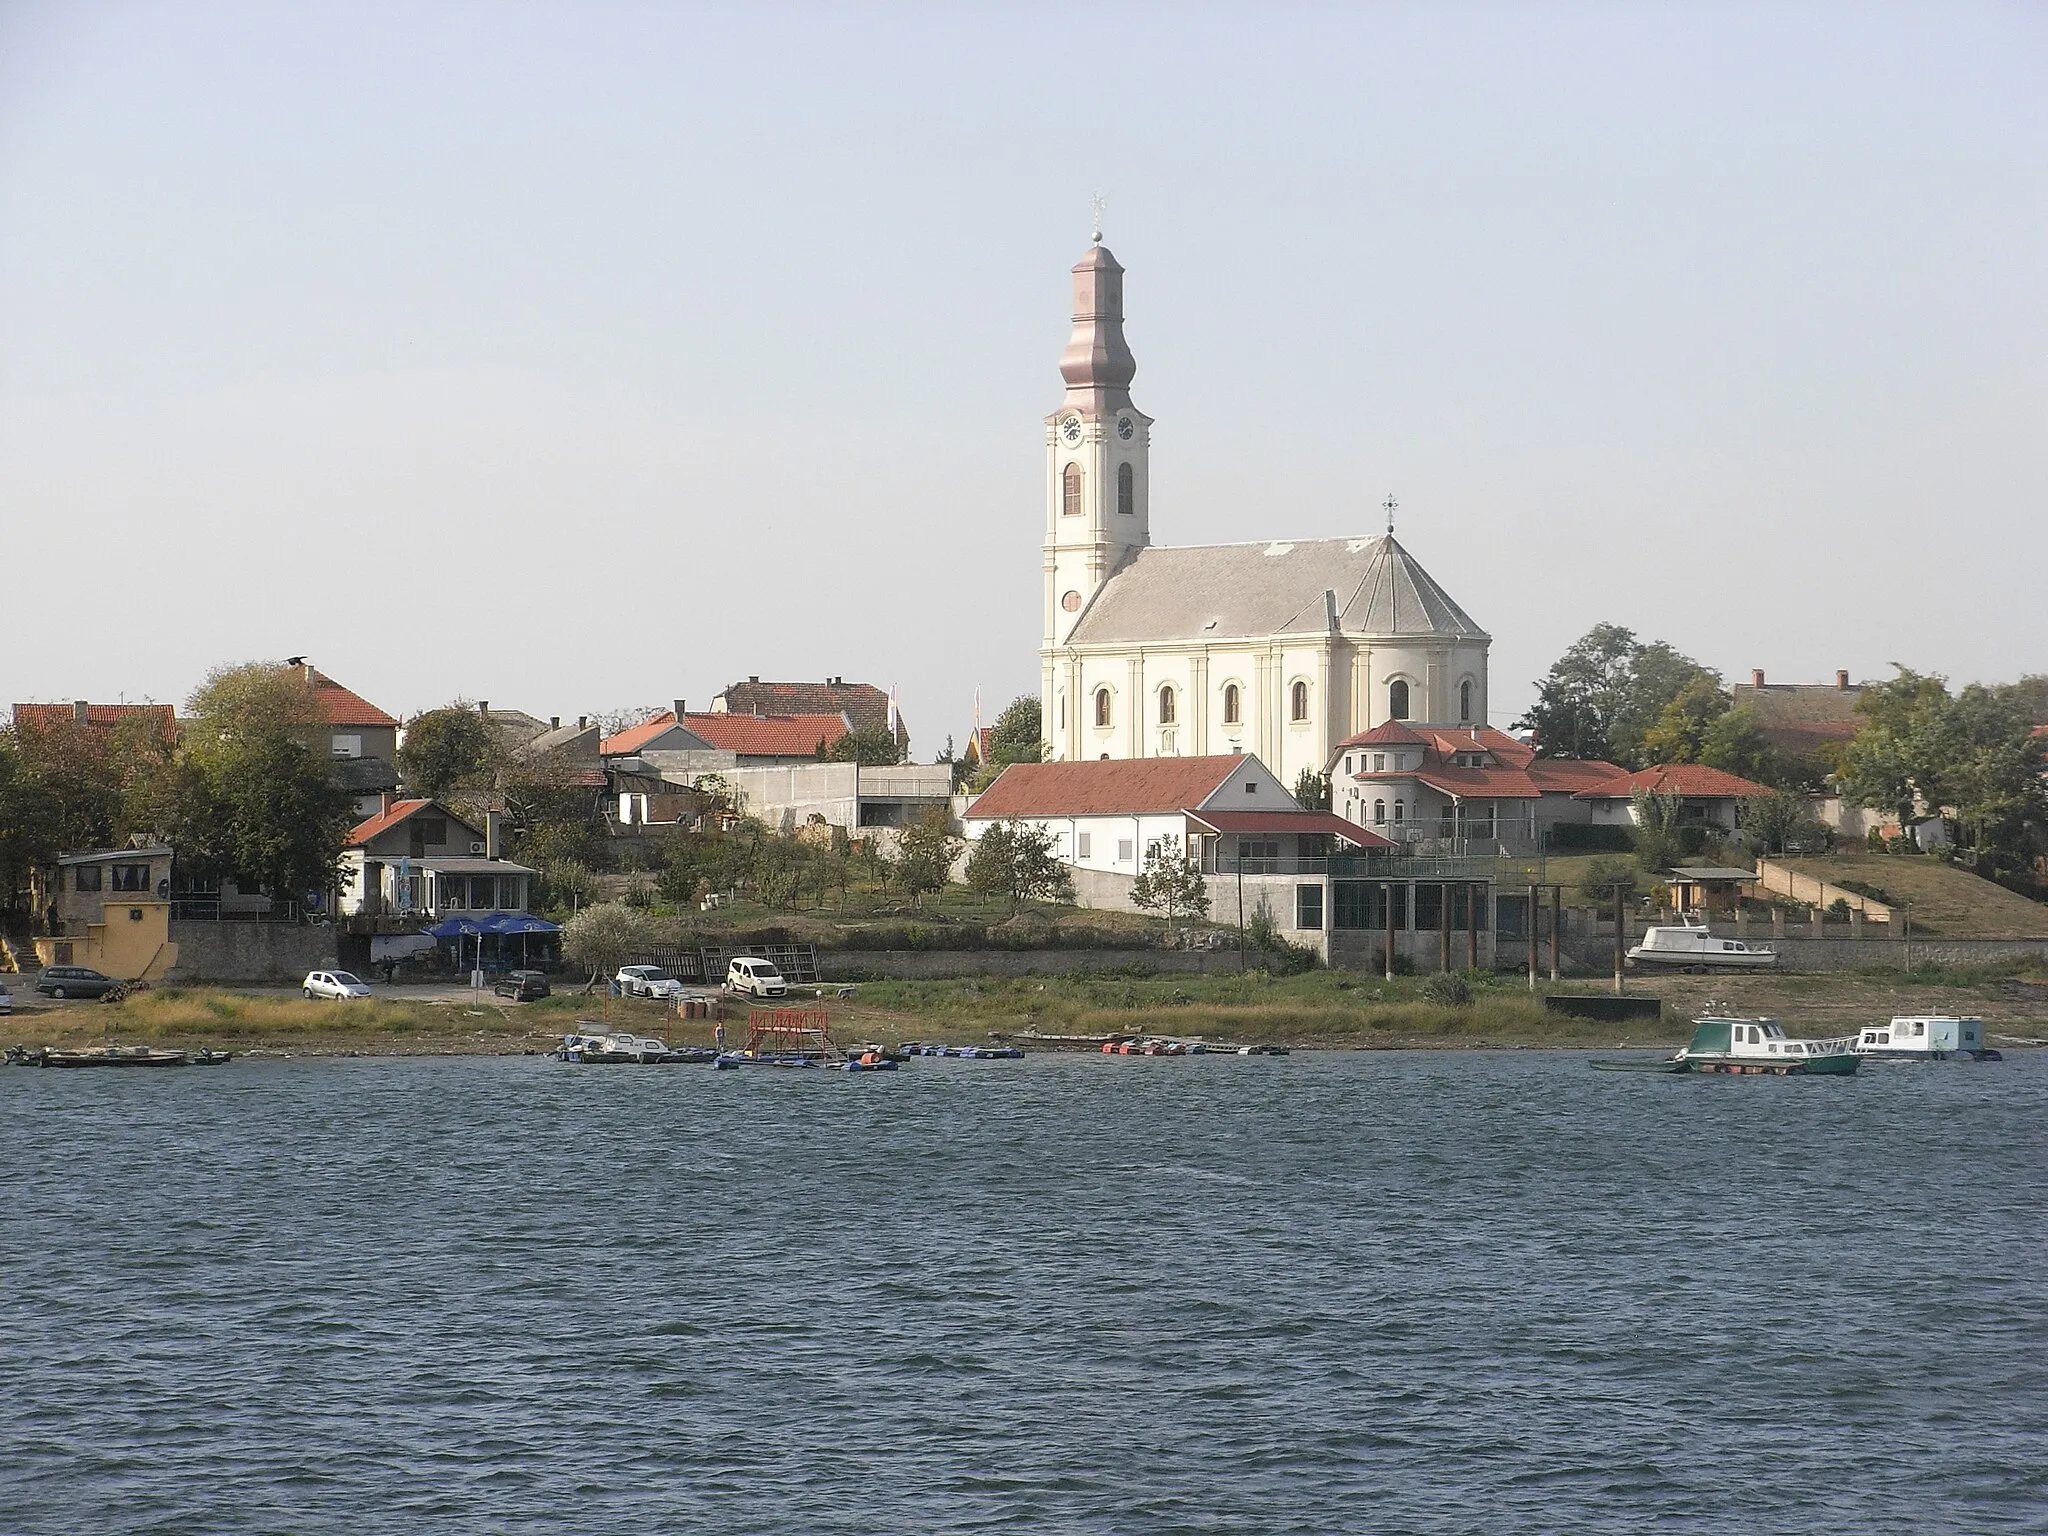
xmin=2 ymin=1 xmax=2043 ymax=752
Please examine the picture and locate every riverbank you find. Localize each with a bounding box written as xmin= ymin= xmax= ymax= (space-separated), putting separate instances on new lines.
xmin=8 ymin=964 xmax=2045 ymax=1056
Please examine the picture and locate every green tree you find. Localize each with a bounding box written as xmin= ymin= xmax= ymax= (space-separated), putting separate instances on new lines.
xmin=398 ymin=704 xmax=503 ymax=800
xmin=895 ymin=807 xmax=959 ymax=907
xmin=1837 ymin=668 xmax=1959 ymax=842
xmin=0 ymin=729 xmax=60 ymax=917
xmin=1519 ymin=624 xmax=1718 ymax=768
xmin=1130 ymin=836 xmax=1211 ymax=935
xmin=819 ymin=726 xmax=906 ymax=766
xmin=964 ymin=819 xmax=1073 ymax=911
xmin=175 ymin=663 xmax=356 ymax=909
xmin=1699 ymin=705 xmax=1778 ymax=785
xmin=1292 ymin=769 xmax=1332 ymax=810
xmin=1741 ymin=790 xmax=1812 ymax=857
xmin=1629 ymin=788 xmax=1684 ymax=875
xmin=972 ymin=696 xmax=1044 ymax=790
xmin=562 ymin=901 xmax=653 ymax=990
xmin=1641 ymin=674 xmax=1728 ymax=763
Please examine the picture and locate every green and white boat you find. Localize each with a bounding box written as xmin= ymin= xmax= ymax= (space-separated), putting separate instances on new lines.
xmin=1592 ymin=1014 xmax=1860 ymax=1075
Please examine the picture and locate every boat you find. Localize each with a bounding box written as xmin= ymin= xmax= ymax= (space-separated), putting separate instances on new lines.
xmin=552 ymin=1030 xmax=680 ymax=1064
xmin=1591 ymin=1013 xmax=1859 ymax=1075
xmin=1854 ymin=1016 xmax=2001 ymax=1062
xmin=38 ymin=1045 xmax=194 ymax=1068
xmin=1626 ymin=917 xmax=1778 ymax=972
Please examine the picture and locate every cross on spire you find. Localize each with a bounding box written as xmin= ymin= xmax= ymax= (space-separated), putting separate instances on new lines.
xmin=1090 ymin=191 xmax=1106 ymax=245
xmin=1384 ymin=493 xmax=1398 ymax=535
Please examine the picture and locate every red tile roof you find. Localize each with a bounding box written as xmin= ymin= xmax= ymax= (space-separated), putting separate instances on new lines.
xmin=1575 ymin=763 xmax=1775 ymax=800
xmin=298 ymin=666 xmax=397 ymax=728
xmin=717 ymin=679 xmax=903 ymax=741
xmin=12 ymin=702 xmax=177 ymax=743
xmin=1341 ymin=721 xmax=1625 ymax=804
xmin=1338 ymin=720 xmax=1427 ymax=748
xmin=601 ymin=710 xmax=851 ymax=758
xmin=967 ymin=756 xmax=1248 ymax=819
xmin=1184 ymin=809 xmax=1394 ymax=848
xmin=1411 ymin=765 xmax=1546 ymax=800
xmin=345 ymin=798 xmax=433 ymax=847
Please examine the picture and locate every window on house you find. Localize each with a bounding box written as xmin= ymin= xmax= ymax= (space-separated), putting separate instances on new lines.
xmin=1296 ymin=885 xmax=1324 ymax=931
xmin=1117 ymin=461 xmax=1134 ymax=515
xmin=1094 ymin=688 xmax=1112 ymax=728
xmin=1077 ymin=832 xmax=1093 ymax=858
xmin=416 ymin=817 xmax=448 ymax=846
xmin=1394 ymin=799 xmax=1405 ymax=823
xmin=331 ymin=733 xmax=363 ymax=759
xmin=1241 ymin=839 xmax=1280 ymax=873
xmin=1389 ymin=680 xmax=1410 ymax=720
xmin=1245 ymin=781 xmax=1257 ymax=794
xmin=1223 ymin=683 xmax=1241 ymax=724
xmin=1459 ymin=680 xmax=1473 ymax=722
xmin=1158 ymin=686 xmax=1175 ymax=724
xmin=112 ymin=864 xmax=151 ymax=892
xmin=1062 ymin=463 xmax=1083 ymax=516
xmin=1373 ymin=798 xmax=1386 ymax=824
xmin=1117 ymin=839 xmax=1134 ymax=863
xmin=1291 ymin=681 xmax=1309 ymax=722
xmin=1344 ymin=756 xmax=1353 ymax=774
xmin=75 ymin=865 xmax=102 ymax=892
xmin=1372 ymin=754 xmax=1385 ymax=771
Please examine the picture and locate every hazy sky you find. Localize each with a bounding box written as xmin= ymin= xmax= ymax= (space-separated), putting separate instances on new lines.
xmin=2 ymin=2 xmax=2043 ymax=750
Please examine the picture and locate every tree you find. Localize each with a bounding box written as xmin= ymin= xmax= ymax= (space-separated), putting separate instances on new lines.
xmin=397 ymin=704 xmax=503 ymax=800
xmin=1741 ymin=790 xmax=1812 ymax=857
xmin=1130 ymin=836 xmax=1211 ymax=935
xmin=1519 ymin=624 xmax=1719 ymax=768
xmin=0 ymin=729 xmax=60 ymax=917
xmin=1293 ymin=769 xmax=1332 ymax=810
xmin=562 ymin=901 xmax=653 ymax=990
xmin=1837 ymin=668 xmax=1960 ymax=843
xmin=1641 ymin=674 xmax=1728 ymax=764
xmin=1699 ymin=705 xmax=1779 ymax=786
xmin=1630 ymin=788 xmax=1684 ymax=875
xmin=964 ymin=819 xmax=1073 ymax=911
xmin=895 ymin=807 xmax=959 ymax=907
xmin=174 ymin=663 xmax=356 ymax=909
xmin=820 ymin=726 xmax=905 ymax=766
xmin=972 ymin=696 xmax=1044 ymax=789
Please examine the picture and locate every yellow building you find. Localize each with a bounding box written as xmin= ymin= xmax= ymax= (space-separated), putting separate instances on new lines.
xmin=33 ymin=898 xmax=179 ymax=982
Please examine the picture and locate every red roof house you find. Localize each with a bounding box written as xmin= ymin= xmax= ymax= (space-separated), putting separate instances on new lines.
xmin=600 ymin=708 xmax=851 ymax=763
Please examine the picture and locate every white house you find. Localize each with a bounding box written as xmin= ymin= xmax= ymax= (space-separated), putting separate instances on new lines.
xmin=1036 ymin=233 xmax=1493 ymax=789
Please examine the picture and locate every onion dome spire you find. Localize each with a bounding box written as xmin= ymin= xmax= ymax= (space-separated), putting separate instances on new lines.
xmin=1058 ymin=240 xmax=1137 ymax=412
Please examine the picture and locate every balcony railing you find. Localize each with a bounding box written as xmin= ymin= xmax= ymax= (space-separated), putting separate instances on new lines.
xmin=1204 ymin=853 xmax=1505 ymax=882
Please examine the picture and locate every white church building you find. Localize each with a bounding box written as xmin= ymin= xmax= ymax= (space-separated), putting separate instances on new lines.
xmin=1040 ymin=235 xmax=1493 ymax=790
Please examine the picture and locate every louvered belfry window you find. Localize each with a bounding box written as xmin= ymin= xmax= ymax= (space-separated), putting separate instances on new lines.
xmin=1063 ymin=463 xmax=1082 ymax=516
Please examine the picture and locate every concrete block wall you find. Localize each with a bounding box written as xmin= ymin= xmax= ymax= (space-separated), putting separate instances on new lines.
xmin=166 ymin=923 xmax=338 ymax=984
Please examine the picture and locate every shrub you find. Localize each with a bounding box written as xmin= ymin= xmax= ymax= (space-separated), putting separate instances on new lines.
xmin=1420 ymin=971 xmax=1473 ymax=1008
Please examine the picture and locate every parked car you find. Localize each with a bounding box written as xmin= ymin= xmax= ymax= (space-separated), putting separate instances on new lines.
xmin=303 ymin=970 xmax=372 ymax=1001
xmin=493 ymin=969 xmax=551 ymax=1002
xmin=0 ymin=984 xmax=11 ymax=1015
xmin=36 ymin=965 xmax=120 ymax=1000
xmin=615 ymin=965 xmax=686 ymax=1000
xmin=725 ymin=957 xmax=788 ymax=999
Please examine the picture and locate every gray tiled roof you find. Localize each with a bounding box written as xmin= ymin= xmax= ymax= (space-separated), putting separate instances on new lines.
xmin=1063 ymin=534 xmax=1487 ymax=646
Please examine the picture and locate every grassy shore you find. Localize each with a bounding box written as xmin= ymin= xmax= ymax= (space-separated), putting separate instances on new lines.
xmin=11 ymin=961 xmax=2045 ymax=1057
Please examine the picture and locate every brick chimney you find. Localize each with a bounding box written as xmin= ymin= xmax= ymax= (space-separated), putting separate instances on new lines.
xmin=381 ymin=791 xmax=394 ymax=816
xmin=673 ymin=699 xmax=687 ymax=720
xmin=1836 ymin=670 xmax=1850 ymax=690
xmin=485 ymin=809 xmax=503 ymax=860
xmin=1751 ymin=669 xmax=1765 ymax=688
xmin=72 ymin=699 xmax=89 ymax=724
xmin=477 ymin=701 xmax=489 ymax=717
xmin=550 ymin=716 xmax=560 ymax=730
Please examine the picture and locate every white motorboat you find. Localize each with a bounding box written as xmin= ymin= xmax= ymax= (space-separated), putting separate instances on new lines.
xmin=1854 ymin=1016 xmax=2001 ymax=1062
xmin=1626 ymin=918 xmax=1778 ymax=972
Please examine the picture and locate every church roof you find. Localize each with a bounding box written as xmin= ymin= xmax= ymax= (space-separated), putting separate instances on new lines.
xmin=1063 ymin=534 xmax=1488 ymax=647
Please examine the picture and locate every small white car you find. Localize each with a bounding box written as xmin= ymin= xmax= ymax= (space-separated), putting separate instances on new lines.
xmin=303 ymin=970 xmax=371 ymax=1001
xmin=725 ymin=957 xmax=788 ymax=999
xmin=615 ymin=964 xmax=686 ymax=999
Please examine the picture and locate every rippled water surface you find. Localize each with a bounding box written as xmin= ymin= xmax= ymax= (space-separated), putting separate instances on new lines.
xmin=4 ymin=1049 xmax=2045 ymax=1533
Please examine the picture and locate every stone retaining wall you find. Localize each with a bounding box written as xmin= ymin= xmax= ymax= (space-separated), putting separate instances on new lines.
xmin=818 ymin=947 xmax=1242 ymax=981
xmin=166 ymin=922 xmax=338 ymax=984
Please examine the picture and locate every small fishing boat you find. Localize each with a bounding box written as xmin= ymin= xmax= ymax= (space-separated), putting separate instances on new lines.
xmin=1627 ymin=917 xmax=1777 ymax=972
xmin=1854 ymin=1016 xmax=2001 ymax=1062
xmin=39 ymin=1045 xmax=193 ymax=1069
xmin=1591 ymin=1013 xmax=1859 ymax=1075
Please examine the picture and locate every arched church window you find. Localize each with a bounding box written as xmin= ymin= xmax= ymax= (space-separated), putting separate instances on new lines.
xmin=1062 ymin=463 xmax=1083 ymax=517
xmin=1158 ymin=685 xmax=1176 ymax=724
xmin=1222 ymin=683 xmax=1241 ymax=725
xmin=1117 ymin=462 xmax=1134 ymax=516
xmin=1290 ymin=681 xmax=1309 ymax=722
xmin=1058 ymin=695 xmax=1066 ymax=730
xmin=1373 ymin=798 xmax=1385 ymax=825
xmin=1389 ymin=679 xmax=1410 ymax=720
xmin=1394 ymin=799 xmax=1405 ymax=823
xmin=1459 ymin=680 xmax=1473 ymax=722
xmin=1094 ymin=687 xmax=1112 ymax=728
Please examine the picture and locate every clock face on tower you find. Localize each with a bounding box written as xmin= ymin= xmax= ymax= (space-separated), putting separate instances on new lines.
xmin=1061 ymin=416 xmax=1083 ymax=446
xmin=1116 ymin=417 xmax=1134 ymax=441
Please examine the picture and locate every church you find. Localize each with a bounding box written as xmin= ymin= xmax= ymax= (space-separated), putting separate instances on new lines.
xmin=1039 ymin=235 xmax=1494 ymax=792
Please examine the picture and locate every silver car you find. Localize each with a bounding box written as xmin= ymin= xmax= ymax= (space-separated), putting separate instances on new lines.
xmin=303 ymin=970 xmax=372 ymax=1001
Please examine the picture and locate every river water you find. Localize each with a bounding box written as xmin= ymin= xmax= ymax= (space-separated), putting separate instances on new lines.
xmin=4 ymin=1049 xmax=2044 ymax=1533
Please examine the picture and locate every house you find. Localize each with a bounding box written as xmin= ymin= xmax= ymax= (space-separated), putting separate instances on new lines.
xmin=288 ymin=660 xmax=401 ymax=817
xmin=964 ymin=754 xmax=1395 ymax=959
xmin=1328 ymin=722 xmax=1625 ymax=853
xmin=1574 ymin=763 xmax=1775 ymax=835
xmin=1664 ymin=866 xmax=1760 ymax=915
xmin=712 ymin=677 xmax=907 ymax=753
xmin=600 ymin=702 xmax=852 ymax=768
xmin=721 ymin=762 xmax=955 ymax=839
xmin=339 ymin=796 xmax=535 ymax=921
xmin=1730 ymin=668 xmax=1864 ymax=767
xmin=12 ymin=700 xmax=179 ymax=748
xmin=30 ymin=846 xmax=180 ymax=980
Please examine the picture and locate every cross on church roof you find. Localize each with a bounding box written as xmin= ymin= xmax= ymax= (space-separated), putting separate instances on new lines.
xmin=1384 ymin=493 xmax=1398 ymax=535
xmin=1090 ymin=191 xmax=1105 ymax=245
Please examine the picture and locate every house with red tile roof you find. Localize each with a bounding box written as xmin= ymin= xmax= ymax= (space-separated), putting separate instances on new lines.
xmin=283 ymin=660 xmax=401 ymax=815
xmin=1326 ymin=723 xmax=1626 ymax=853
xmin=11 ymin=700 xmax=179 ymax=746
xmin=599 ymin=701 xmax=851 ymax=766
xmin=711 ymin=677 xmax=907 ymax=752
xmin=1573 ymin=763 xmax=1775 ymax=836
xmin=339 ymin=795 xmax=536 ymax=922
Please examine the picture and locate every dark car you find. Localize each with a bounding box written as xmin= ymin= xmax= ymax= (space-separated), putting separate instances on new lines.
xmin=36 ymin=965 xmax=120 ymax=1000
xmin=493 ymin=969 xmax=551 ymax=1002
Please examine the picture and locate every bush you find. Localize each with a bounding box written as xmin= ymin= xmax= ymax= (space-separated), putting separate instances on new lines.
xmin=1420 ymin=971 xmax=1473 ymax=1008
xmin=1547 ymin=824 xmax=1635 ymax=852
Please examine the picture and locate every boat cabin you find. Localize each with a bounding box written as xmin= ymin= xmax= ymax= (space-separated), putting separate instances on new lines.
xmin=1856 ymin=1016 xmax=1985 ymax=1058
xmin=1629 ymin=921 xmax=1777 ymax=971
xmin=1685 ymin=1016 xmax=1857 ymax=1063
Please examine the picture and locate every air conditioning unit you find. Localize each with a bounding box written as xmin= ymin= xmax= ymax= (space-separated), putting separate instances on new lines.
xmin=470 ymin=840 xmax=486 ymax=855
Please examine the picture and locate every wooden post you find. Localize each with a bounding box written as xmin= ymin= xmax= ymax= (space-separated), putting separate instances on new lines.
xmin=1549 ymin=885 xmax=1562 ymax=982
xmin=1526 ymin=882 xmax=1538 ymax=990
xmin=1466 ymin=882 xmax=1479 ymax=971
xmin=1382 ymin=881 xmax=1395 ymax=980
xmin=1613 ymin=885 xmax=1627 ymax=994
xmin=1438 ymin=882 xmax=1451 ymax=972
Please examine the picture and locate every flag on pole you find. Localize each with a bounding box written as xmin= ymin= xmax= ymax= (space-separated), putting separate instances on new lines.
xmin=887 ymin=685 xmax=899 ymax=741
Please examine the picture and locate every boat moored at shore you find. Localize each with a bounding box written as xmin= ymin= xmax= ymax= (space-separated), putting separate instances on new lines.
xmin=1591 ymin=1013 xmax=1859 ymax=1074
xmin=1855 ymin=1016 xmax=2001 ymax=1062
xmin=1626 ymin=919 xmax=1777 ymax=972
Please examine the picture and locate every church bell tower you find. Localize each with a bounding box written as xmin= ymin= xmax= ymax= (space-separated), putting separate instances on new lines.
xmin=1043 ymin=233 xmax=1151 ymax=656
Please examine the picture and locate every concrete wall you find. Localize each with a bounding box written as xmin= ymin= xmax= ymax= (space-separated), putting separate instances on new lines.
xmin=166 ymin=922 xmax=338 ymax=983
xmin=819 ymin=947 xmax=1243 ymax=980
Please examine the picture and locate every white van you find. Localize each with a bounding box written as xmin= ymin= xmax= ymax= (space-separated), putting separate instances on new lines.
xmin=725 ymin=957 xmax=788 ymax=998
